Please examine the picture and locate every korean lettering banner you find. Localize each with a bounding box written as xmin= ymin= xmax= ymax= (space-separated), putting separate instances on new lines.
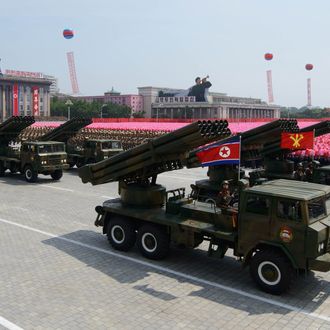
xmin=32 ymin=87 xmax=39 ymax=116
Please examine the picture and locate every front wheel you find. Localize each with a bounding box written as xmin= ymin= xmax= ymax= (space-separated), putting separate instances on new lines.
xmin=107 ymin=217 xmax=136 ymax=251
xmin=24 ymin=165 xmax=38 ymax=183
xmin=250 ymin=250 xmax=293 ymax=295
xmin=137 ymin=224 xmax=170 ymax=260
xmin=51 ymin=169 xmax=63 ymax=181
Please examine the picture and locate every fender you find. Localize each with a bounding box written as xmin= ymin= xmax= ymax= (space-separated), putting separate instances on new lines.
xmin=243 ymin=240 xmax=299 ymax=270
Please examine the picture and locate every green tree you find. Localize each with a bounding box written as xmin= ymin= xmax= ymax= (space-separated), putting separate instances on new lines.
xmin=50 ymin=98 xmax=132 ymax=118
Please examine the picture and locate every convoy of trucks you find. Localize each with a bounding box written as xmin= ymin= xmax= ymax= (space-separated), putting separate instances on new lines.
xmin=2 ymin=116 xmax=330 ymax=295
xmin=38 ymin=117 xmax=123 ymax=168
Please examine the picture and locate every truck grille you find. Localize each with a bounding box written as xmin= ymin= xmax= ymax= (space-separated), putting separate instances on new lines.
xmin=47 ymin=157 xmax=62 ymax=165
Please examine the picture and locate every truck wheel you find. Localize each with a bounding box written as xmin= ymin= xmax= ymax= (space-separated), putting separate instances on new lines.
xmin=0 ymin=162 xmax=5 ymax=177
xmin=137 ymin=224 xmax=169 ymax=260
xmin=107 ymin=217 xmax=136 ymax=251
xmin=51 ymin=170 xmax=63 ymax=181
xmin=24 ymin=165 xmax=38 ymax=183
xmin=250 ymin=250 xmax=293 ymax=295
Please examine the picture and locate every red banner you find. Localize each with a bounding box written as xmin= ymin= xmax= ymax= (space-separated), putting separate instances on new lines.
xmin=32 ymin=87 xmax=39 ymax=116
xmin=281 ymin=131 xmax=314 ymax=150
xmin=13 ymin=84 xmax=19 ymax=115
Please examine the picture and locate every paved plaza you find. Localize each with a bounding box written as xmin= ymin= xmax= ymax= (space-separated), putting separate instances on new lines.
xmin=1 ymin=168 xmax=330 ymax=329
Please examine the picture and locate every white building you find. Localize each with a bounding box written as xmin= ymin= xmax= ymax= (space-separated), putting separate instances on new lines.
xmin=138 ymin=86 xmax=281 ymax=119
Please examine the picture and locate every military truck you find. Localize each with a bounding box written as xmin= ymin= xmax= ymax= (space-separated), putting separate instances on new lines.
xmin=78 ymin=120 xmax=330 ymax=294
xmin=0 ymin=116 xmax=69 ymax=182
xmin=68 ymin=139 xmax=123 ymax=168
xmin=38 ymin=117 xmax=123 ymax=168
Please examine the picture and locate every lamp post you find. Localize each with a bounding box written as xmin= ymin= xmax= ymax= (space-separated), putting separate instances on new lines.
xmin=101 ymin=104 xmax=107 ymax=119
xmin=65 ymin=99 xmax=73 ymax=120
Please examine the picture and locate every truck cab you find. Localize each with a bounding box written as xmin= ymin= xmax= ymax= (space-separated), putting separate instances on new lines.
xmin=0 ymin=141 xmax=69 ymax=182
xmin=238 ymin=179 xmax=330 ymax=293
xmin=69 ymin=139 xmax=123 ymax=168
xmin=312 ymin=165 xmax=330 ymax=185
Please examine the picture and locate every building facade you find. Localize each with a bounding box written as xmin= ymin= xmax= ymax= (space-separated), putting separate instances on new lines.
xmin=0 ymin=74 xmax=52 ymax=121
xmin=74 ymin=87 xmax=144 ymax=114
xmin=138 ymin=86 xmax=281 ymax=119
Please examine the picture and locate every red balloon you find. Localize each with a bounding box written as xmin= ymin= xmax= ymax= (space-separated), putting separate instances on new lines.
xmin=305 ymin=64 xmax=313 ymax=71
xmin=264 ymin=53 xmax=273 ymax=61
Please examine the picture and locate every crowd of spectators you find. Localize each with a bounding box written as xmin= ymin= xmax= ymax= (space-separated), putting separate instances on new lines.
xmin=18 ymin=126 xmax=170 ymax=150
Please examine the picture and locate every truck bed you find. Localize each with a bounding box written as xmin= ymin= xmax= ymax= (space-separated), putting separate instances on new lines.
xmin=102 ymin=198 xmax=237 ymax=242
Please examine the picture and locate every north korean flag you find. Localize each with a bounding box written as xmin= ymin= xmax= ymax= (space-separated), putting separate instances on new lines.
xmin=196 ymin=136 xmax=240 ymax=167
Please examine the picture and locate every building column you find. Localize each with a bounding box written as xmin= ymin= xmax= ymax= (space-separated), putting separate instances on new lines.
xmin=2 ymin=85 xmax=7 ymax=120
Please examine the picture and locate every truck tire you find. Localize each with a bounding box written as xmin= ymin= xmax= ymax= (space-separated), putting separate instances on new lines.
xmin=107 ymin=217 xmax=136 ymax=251
xmin=51 ymin=169 xmax=63 ymax=181
xmin=250 ymin=250 xmax=293 ymax=295
xmin=0 ymin=162 xmax=5 ymax=177
xmin=24 ymin=165 xmax=38 ymax=183
xmin=137 ymin=224 xmax=169 ymax=260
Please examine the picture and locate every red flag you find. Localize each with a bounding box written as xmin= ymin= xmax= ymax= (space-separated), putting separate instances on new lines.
xmin=281 ymin=131 xmax=314 ymax=150
xmin=13 ymin=84 xmax=19 ymax=115
xmin=196 ymin=136 xmax=240 ymax=167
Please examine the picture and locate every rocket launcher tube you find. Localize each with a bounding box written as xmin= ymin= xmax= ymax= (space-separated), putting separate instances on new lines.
xmin=78 ymin=120 xmax=231 ymax=185
xmin=39 ymin=117 xmax=92 ymax=142
xmin=300 ymin=121 xmax=330 ymax=137
xmin=85 ymin=121 xmax=230 ymax=173
xmin=0 ymin=116 xmax=35 ymax=145
xmin=84 ymin=129 xmax=231 ymax=183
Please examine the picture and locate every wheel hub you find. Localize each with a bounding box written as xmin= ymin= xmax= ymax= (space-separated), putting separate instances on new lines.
xmin=142 ymin=233 xmax=157 ymax=253
xmin=258 ymin=261 xmax=281 ymax=285
xmin=111 ymin=225 xmax=125 ymax=244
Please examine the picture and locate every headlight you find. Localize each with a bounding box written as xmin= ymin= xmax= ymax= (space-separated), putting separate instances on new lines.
xmin=41 ymin=160 xmax=47 ymax=165
xmin=318 ymin=242 xmax=325 ymax=253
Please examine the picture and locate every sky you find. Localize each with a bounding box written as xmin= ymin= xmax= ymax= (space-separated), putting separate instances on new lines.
xmin=1 ymin=0 xmax=330 ymax=108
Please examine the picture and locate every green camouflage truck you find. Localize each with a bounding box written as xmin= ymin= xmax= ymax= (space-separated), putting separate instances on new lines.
xmin=38 ymin=118 xmax=123 ymax=168
xmin=0 ymin=116 xmax=69 ymax=182
xmin=68 ymin=139 xmax=123 ymax=168
xmin=78 ymin=120 xmax=330 ymax=294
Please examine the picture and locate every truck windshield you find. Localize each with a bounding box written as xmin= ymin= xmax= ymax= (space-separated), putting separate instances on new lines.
xmin=38 ymin=144 xmax=65 ymax=153
xmin=317 ymin=171 xmax=330 ymax=185
xmin=102 ymin=141 xmax=121 ymax=149
xmin=308 ymin=197 xmax=326 ymax=222
xmin=326 ymin=195 xmax=330 ymax=214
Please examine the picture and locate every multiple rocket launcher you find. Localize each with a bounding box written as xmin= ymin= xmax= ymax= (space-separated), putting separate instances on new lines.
xmin=0 ymin=116 xmax=35 ymax=146
xmin=79 ymin=118 xmax=330 ymax=187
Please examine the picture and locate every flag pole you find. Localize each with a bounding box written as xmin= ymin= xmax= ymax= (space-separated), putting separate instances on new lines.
xmin=312 ymin=129 xmax=315 ymax=161
xmin=237 ymin=135 xmax=242 ymax=182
